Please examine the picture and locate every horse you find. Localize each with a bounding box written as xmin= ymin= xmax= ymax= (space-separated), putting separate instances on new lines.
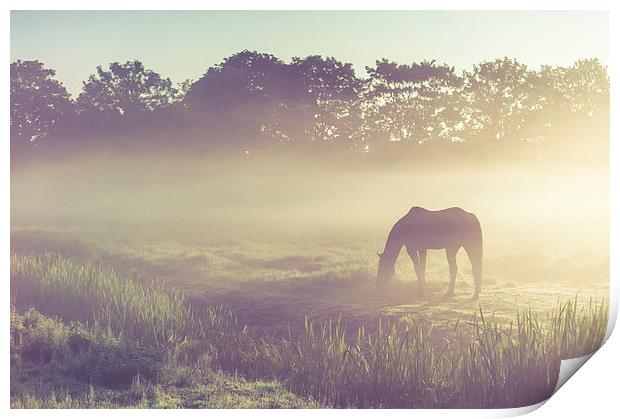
xmin=377 ymin=206 xmax=483 ymax=299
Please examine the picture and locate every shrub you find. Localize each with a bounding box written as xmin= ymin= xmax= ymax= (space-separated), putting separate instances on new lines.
xmin=11 ymin=307 xmax=165 ymax=388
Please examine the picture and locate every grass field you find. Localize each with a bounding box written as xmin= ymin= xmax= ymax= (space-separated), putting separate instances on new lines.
xmin=10 ymin=224 xmax=609 ymax=408
xmin=11 ymin=224 xmax=609 ymax=329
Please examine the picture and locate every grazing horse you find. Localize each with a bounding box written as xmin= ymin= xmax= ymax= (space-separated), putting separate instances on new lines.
xmin=377 ymin=207 xmax=483 ymax=298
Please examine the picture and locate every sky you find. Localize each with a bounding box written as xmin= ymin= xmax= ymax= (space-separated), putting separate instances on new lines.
xmin=10 ymin=10 xmax=609 ymax=97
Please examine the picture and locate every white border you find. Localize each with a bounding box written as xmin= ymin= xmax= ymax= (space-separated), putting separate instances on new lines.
xmin=3 ymin=2 xmax=617 ymax=418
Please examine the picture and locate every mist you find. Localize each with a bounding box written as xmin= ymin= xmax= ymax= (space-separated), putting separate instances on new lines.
xmin=11 ymin=143 xmax=609 ymax=286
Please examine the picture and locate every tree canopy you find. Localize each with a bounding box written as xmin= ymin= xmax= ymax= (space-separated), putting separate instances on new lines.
xmin=362 ymin=59 xmax=463 ymax=145
xmin=10 ymin=60 xmax=73 ymax=148
xmin=76 ymin=60 xmax=177 ymax=123
xmin=10 ymin=52 xmax=609 ymax=158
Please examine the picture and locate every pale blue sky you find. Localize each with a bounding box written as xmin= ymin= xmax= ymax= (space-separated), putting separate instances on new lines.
xmin=11 ymin=11 xmax=609 ymax=97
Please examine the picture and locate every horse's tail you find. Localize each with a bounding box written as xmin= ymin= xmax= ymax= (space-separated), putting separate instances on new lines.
xmin=465 ymin=214 xmax=483 ymax=296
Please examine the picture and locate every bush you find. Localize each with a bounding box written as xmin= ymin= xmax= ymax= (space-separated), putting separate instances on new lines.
xmin=71 ymin=336 xmax=164 ymax=386
xmin=11 ymin=307 xmax=68 ymax=365
xmin=11 ymin=307 xmax=165 ymax=388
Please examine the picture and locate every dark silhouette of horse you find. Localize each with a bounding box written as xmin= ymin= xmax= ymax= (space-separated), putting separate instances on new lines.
xmin=377 ymin=207 xmax=483 ymax=299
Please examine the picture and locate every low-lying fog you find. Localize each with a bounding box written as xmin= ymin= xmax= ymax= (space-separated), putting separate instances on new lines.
xmin=11 ymin=147 xmax=609 ymax=284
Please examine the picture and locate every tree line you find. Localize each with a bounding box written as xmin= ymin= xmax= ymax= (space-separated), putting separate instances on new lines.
xmin=10 ymin=50 xmax=609 ymax=157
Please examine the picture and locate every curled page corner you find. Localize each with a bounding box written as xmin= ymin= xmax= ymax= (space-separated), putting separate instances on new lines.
xmin=494 ymin=354 xmax=596 ymax=418
xmin=553 ymin=353 xmax=595 ymax=395
xmin=549 ymin=301 xmax=615 ymax=399
xmin=498 ymin=401 xmax=546 ymax=417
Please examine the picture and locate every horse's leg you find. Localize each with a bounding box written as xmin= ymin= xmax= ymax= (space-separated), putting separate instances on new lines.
xmin=417 ymin=249 xmax=427 ymax=290
xmin=406 ymin=246 xmax=425 ymax=297
xmin=464 ymin=241 xmax=483 ymax=299
xmin=445 ymin=247 xmax=458 ymax=298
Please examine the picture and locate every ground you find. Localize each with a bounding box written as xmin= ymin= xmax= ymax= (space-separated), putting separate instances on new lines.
xmin=10 ymin=224 xmax=609 ymax=337
xmin=10 ymin=220 xmax=610 ymax=408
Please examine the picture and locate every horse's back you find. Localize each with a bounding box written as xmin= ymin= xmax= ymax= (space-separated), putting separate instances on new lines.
xmin=399 ymin=207 xmax=481 ymax=247
xmin=406 ymin=206 xmax=476 ymax=223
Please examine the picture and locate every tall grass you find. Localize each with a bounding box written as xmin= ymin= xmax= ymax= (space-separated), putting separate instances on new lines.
xmin=10 ymin=253 xmax=272 ymax=374
xmin=10 ymin=253 xmax=247 ymax=354
xmin=548 ymin=297 xmax=608 ymax=358
xmin=10 ymin=252 xmax=609 ymax=408
xmin=12 ymin=253 xmax=193 ymax=349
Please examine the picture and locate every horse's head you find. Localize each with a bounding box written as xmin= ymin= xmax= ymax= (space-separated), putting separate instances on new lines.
xmin=376 ymin=252 xmax=395 ymax=290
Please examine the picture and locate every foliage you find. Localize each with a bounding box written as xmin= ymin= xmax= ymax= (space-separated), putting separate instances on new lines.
xmin=10 ymin=60 xmax=73 ymax=146
xmin=463 ymin=57 xmax=535 ymax=143
xmin=76 ymin=60 xmax=177 ymax=123
xmin=11 ymin=307 xmax=164 ymax=387
xmin=184 ymin=50 xmax=309 ymax=145
xmin=291 ymin=55 xmax=364 ymax=144
xmin=362 ymin=59 xmax=462 ymax=145
xmin=10 ymin=53 xmax=609 ymax=155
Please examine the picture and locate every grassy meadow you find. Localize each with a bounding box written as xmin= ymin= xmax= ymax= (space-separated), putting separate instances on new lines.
xmin=10 ymin=152 xmax=610 ymax=408
xmin=10 ymin=227 xmax=609 ymax=408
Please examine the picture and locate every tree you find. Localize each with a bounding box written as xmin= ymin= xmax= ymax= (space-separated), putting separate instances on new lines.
xmin=10 ymin=60 xmax=73 ymax=147
xmin=290 ymin=56 xmax=364 ymax=145
xmin=555 ymin=58 xmax=609 ymax=117
xmin=511 ymin=58 xmax=610 ymax=144
xmin=173 ymin=78 xmax=195 ymax=104
xmin=361 ymin=59 xmax=462 ymax=146
xmin=463 ymin=57 xmax=534 ymax=143
xmin=76 ymin=60 xmax=177 ymax=125
xmin=185 ymin=50 xmax=312 ymax=147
